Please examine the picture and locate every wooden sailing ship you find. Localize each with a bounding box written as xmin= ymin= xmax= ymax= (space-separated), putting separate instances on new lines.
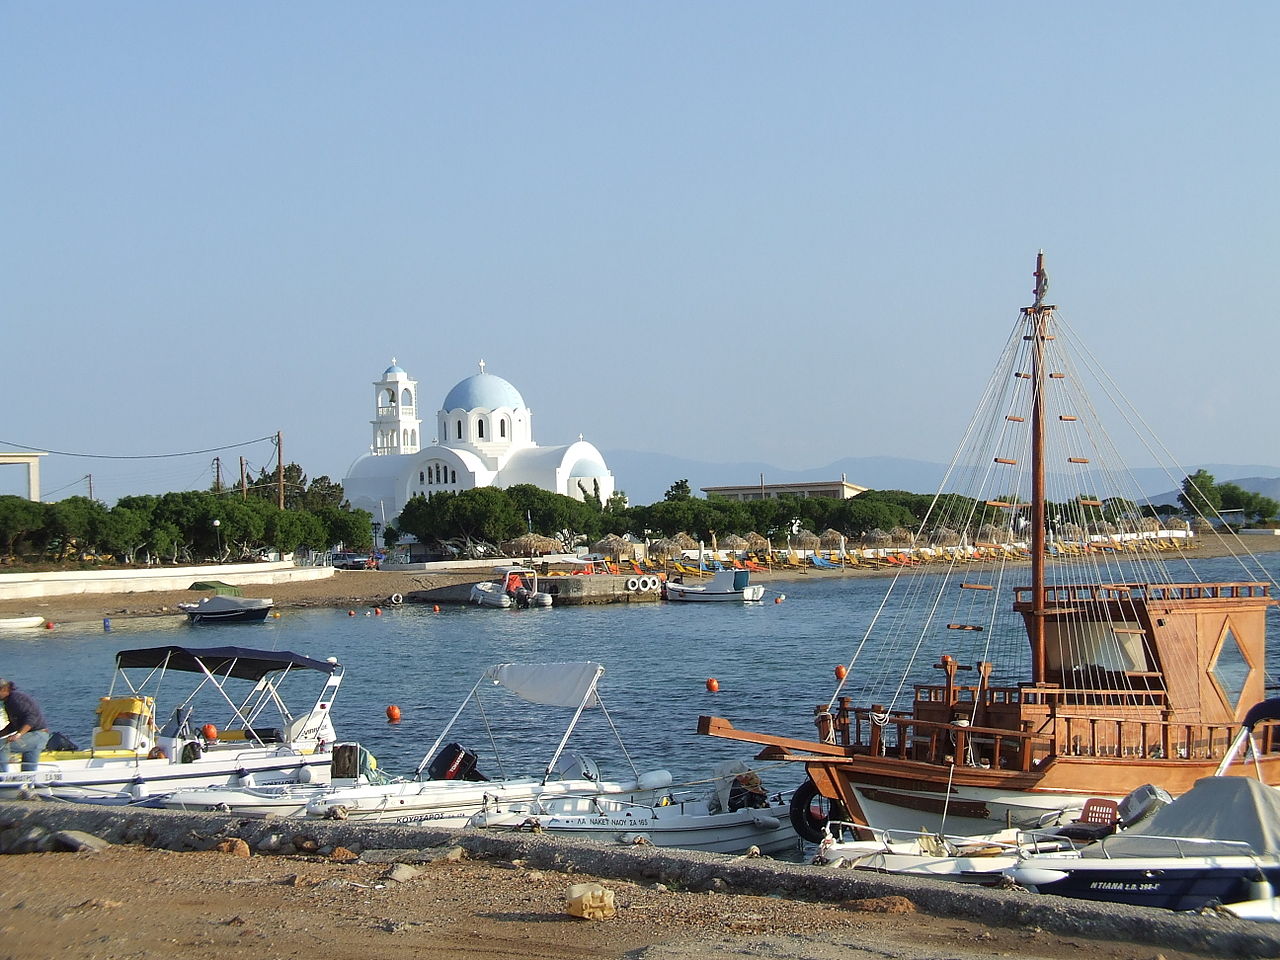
xmin=701 ymin=254 xmax=1280 ymax=835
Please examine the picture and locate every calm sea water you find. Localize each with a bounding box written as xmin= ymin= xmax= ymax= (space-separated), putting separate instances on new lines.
xmin=4 ymin=554 xmax=1279 ymax=790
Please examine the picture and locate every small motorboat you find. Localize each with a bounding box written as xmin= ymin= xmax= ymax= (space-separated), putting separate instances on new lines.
xmin=178 ymin=595 xmax=274 ymax=623
xmin=0 ymin=644 xmax=343 ymax=803
xmin=0 ymin=616 xmax=47 ymax=630
xmin=469 ymin=566 xmax=553 ymax=608
xmin=472 ymin=761 xmax=800 ymax=856
xmin=664 ymin=569 xmax=764 ymax=603
xmin=1006 ymin=776 xmax=1280 ymax=914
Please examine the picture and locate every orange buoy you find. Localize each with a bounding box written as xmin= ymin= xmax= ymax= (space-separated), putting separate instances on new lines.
xmin=386 ymin=704 xmax=401 ymax=723
xmin=706 ymin=678 xmax=720 ymax=692
xmin=44 ymin=621 xmax=54 ymax=629
xmin=374 ymin=607 xmax=382 ymax=616
xmin=201 ymin=723 xmax=219 ymax=741
xmin=774 ymin=596 xmax=783 ymax=604
xmin=834 ymin=664 xmax=848 ymax=680
xmin=348 ymin=610 xmax=356 ymax=616
xmin=432 ymin=605 xmax=440 ymax=613
xmin=272 ymin=611 xmax=281 ymax=618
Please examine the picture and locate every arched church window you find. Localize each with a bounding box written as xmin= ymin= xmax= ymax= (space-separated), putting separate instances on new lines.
xmin=451 ymin=470 xmax=456 ymax=484
xmin=456 ymin=420 xmax=463 ymax=440
xmin=402 ymin=429 xmax=409 ymax=446
xmin=435 ymin=463 xmax=441 ymax=483
xmin=500 ymin=419 xmax=507 ymax=438
xmin=401 ymin=388 xmax=412 ymax=407
xmin=385 ymin=388 xmax=396 ymax=405
xmin=410 ymin=429 xmax=417 ymax=447
xmin=477 ymin=420 xmax=485 ymax=440
xmin=419 ymin=471 xmax=424 ymax=483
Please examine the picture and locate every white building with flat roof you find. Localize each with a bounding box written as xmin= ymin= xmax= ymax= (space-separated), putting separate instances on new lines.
xmin=343 ymin=360 xmax=615 ymax=523
xmin=701 ymin=477 xmax=867 ymax=502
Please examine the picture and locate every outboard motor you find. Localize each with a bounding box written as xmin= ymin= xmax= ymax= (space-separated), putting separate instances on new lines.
xmin=426 ymin=742 xmax=487 ymax=781
xmin=514 ymin=586 xmax=531 ymax=609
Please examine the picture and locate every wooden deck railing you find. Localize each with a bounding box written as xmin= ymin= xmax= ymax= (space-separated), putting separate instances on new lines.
xmin=815 ymin=694 xmax=1275 ymax=772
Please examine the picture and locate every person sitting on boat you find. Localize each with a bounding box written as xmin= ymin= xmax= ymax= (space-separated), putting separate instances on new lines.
xmin=0 ymin=678 xmax=50 ymax=772
xmin=728 ymin=771 xmax=770 ymax=811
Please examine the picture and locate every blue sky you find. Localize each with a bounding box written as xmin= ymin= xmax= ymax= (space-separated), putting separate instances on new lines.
xmin=3 ymin=3 xmax=1277 ymax=504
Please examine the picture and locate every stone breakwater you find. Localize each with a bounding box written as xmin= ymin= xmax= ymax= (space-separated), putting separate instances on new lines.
xmin=2 ymin=801 xmax=1278 ymax=958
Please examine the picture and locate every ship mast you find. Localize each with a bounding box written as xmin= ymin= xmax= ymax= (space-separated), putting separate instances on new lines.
xmin=1024 ymin=252 xmax=1052 ymax=682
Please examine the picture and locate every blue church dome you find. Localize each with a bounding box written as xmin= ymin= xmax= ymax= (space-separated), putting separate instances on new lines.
xmin=384 ymin=363 xmax=406 ymax=376
xmin=441 ymin=372 xmax=525 ymax=411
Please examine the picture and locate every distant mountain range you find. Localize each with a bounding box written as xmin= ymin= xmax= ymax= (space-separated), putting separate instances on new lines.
xmin=603 ymin=450 xmax=1280 ymax=508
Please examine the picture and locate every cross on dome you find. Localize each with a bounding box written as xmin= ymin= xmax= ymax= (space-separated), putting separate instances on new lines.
xmin=478 ymin=359 xmax=486 ymax=374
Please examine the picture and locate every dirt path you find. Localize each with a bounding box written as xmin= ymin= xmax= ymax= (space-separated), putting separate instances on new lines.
xmin=0 ymin=843 xmax=1225 ymax=960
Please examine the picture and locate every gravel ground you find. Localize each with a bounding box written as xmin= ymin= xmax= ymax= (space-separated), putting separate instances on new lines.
xmin=2 ymin=801 xmax=1270 ymax=960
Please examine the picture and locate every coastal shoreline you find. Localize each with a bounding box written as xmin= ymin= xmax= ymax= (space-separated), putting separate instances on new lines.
xmin=2 ymin=531 xmax=1278 ymax=626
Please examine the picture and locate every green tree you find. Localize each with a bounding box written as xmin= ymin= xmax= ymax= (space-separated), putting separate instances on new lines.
xmin=1179 ymin=470 xmax=1222 ymax=517
xmin=0 ymin=496 xmax=45 ymax=558
xmin=664 ymin=479 xmax=693 ymax=501
xmin=45 ymin=496 xmax=108 ymax=560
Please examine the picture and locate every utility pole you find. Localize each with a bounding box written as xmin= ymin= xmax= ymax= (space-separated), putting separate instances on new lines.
xmin=213 ymin=457 xmax=223 ymax=493
xmin=240 ymin=457 xmax=248 ymax=500
xmin=276 ymin=431 xmax=285 ymax=510
xmin=87 ymin=474 xmax=93 ymax=500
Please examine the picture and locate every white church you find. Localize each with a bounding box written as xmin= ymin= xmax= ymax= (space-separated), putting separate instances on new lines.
xmin=342 ymin=360 xmax=616 ymax=525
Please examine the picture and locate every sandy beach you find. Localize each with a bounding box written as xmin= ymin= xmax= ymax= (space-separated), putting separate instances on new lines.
xmin=2 ymin=530 xmax=1277 ymax=626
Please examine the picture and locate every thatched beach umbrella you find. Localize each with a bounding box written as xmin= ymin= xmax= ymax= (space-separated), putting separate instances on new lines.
xmin=819 ymin=529 xmax=845 ymax=550
xmin=672 ymin=532 xmax=698 ymax=550
xmin=792 ymin=529 xmax=820 ymax=550
xmin=720 ymin=533 xmax=747 ymax=551
xmin=888 ymin=526 xmax=915 ymax=545
xmin=929 ymin=527 xmax=961 ymax=547
xmin=744 ymin=532 xmax=770 ymax=552
xmin=649 ymin=537 xmax=681 ymax=559
xmin=590 ymin=534 xmax=632 ymax=560
xmin=502 ymin=533 xmax=564 ymax=557
xmin=863 ymin=528 xmax=891 ymax=546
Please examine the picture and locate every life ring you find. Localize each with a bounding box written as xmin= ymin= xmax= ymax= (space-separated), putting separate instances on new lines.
xmin=637 ymin=576 xmax=650 ymax=592
xmin=389 ymin=593 xmax=403 ymax=605
xmin=625 ymin=577 xmax=640 ymax=591
xmin=642 ymin=576 xmax=656 ymax=591
xmin=789 ymin=778 xmax=846 ymax=844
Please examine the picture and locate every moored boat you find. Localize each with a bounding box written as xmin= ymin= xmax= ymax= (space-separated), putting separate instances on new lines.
xmin=0 ymin=616 xmax=47 ymax=630
xmin=701 ymin=254 xmax=1280 ymax=835
xmin=664 ymin=569 xmax=765 ymax=603
xmin=0 ymin=644 xmax=342 ymax=803
xmin=469 ymin=566 xmax=553 ymax=608
xmin=178 ymin=595 xmax=274 ymax=623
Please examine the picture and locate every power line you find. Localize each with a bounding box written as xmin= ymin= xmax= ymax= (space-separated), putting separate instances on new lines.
xmin=0 ymin=435 xmax=277 ymax=461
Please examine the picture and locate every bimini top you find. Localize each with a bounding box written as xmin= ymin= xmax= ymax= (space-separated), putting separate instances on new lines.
xmin=115 ymin=645 xmax=340 ymax=681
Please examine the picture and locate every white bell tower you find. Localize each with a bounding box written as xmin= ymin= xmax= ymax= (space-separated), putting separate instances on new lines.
xmin=370 ymin=359 xmax=422 ymax=455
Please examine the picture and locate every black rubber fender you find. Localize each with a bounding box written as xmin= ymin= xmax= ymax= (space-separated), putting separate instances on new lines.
xmin=789 ymin=777 xmax=846 ymax=843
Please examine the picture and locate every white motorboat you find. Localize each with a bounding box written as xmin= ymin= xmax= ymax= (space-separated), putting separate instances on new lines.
xmin=0 ymin=644 xmax=343 ymax=804
xmin=472 ymin=760 xmax=800 ymax=856
xmin=664 ymin=569 xmax=764 ymax=603
xmin=469 ymin=566 xmax=553 ymax=608
xmin=178 ymin=595 xmax=274 ymax=623
xmin=0 ymin=616 xmax=47 ymax=629
xmin=1006 ymin=775 xmax=1280 ymax=915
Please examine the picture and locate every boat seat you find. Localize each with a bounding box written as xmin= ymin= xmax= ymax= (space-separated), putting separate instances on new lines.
xmin=1054 ymin=797 xmax=1120 ymax=842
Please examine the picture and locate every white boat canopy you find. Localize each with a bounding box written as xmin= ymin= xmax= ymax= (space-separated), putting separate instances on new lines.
xmin=484 ymin=661 xmax=603 ymax=708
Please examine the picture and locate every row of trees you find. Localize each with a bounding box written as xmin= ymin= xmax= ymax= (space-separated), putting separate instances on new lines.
xmin=395 ymin=472 xmax=1278 ymax=555
xmin=0 ymin=468 xmax=372 ymax=565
